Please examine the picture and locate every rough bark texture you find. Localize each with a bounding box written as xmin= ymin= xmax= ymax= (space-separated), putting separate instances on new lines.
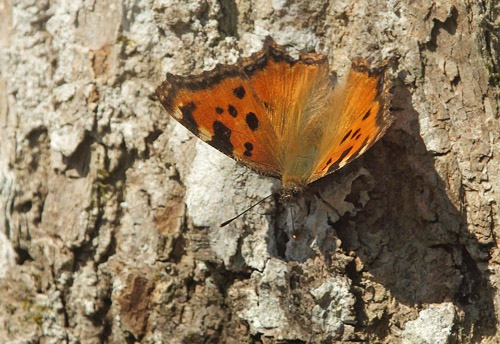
xmin=0 ymin=0 xmax=499 ymax=343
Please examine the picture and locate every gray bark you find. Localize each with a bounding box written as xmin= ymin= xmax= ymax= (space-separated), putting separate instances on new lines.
xmin=0 ymin=0 xmax=499 ymax=343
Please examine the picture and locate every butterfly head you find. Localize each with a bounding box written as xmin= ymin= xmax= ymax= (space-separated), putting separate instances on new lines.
xmin=280 ymin=182 xmax=304 ymax=202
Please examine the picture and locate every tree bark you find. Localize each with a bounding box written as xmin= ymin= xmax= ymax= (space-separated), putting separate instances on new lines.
xmin=0 ymin=0 xmax=499 ymax=343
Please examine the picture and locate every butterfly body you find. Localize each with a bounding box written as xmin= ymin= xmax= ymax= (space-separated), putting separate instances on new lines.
xmin=156 ymin=37 xmax=393 ymax=194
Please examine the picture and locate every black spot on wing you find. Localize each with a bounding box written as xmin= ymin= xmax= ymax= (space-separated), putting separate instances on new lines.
xmin=341 ymin=130 xmax=352 ymax=144
xmin=216 ymin=107 xmax=224 ymax=114
xmin=322 ymin=157 xmax=333 ymax=171
xmin=228 ymin=105 xmax=238 ymax=117
xmin=244 ymin=141 xmax=254 ymax=157
xmin=362 ymin=109 xmax=371 ymax=120
xmin=243 ymin=142 xmax=253 ymax=157
xmin=180 ymin=102 xmax=198 ymax=136
xmin=209 ymin=120 xmax=233 ymax=156
xmin=351 ymin=128 xmax=360 ymax=139
xmin=233 ymin=86 xmax=246 ymax=99
xmin=246 ymin=112 xmax=259 ymax=131
xmin=327 ymin=146 xmax=353 ymax=173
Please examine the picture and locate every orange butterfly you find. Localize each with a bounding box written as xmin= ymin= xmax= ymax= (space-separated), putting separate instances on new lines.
xmin=156 ymin=37 xmax=393 ymax=197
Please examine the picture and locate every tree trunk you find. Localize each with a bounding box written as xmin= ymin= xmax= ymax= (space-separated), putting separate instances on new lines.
xmin=1 ymin=0 xmax=499 ymax=343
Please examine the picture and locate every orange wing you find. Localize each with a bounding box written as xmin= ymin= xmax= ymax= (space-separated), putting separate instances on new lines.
xmin=156 ymin=63 xmax=281 ymax=178
xmin=157 ymin=38 xmax=393 ymax=188
xmin=238 ymin=38 xmax=330 ymax=141
xmin=237 ymin=38 xmax=336 ymax=187
xmin=156 ymin=38 xmax=331 ymax=180
xmin=308 ymin=58 xmax=393 ymax=183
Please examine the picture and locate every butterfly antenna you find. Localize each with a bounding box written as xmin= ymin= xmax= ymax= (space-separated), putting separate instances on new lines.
xmin=220 ymin=194 xmax=274 ymax=227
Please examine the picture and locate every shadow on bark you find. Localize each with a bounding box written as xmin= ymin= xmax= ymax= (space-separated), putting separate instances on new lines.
xmin=264 ymin=78 xmax=496 ymax=342
xmin=298 ymin=82 xmax=497 ymax=340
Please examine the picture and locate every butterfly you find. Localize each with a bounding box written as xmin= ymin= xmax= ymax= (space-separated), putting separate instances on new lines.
xmin=156 ymin=37 xmax=393 ymax=197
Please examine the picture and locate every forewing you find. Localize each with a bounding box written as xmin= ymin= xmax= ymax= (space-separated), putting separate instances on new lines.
xmin=156 ymin=64 xmax=281 ymax=178
xmin=238 ymin=38 xmax=332 ymax=185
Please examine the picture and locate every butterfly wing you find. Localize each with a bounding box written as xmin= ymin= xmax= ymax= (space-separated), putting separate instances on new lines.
xmin=157 ymin=39 xmax=393 ymax=187
xmin=238 ymin=38 xmax=333 ymax=186
xmin=308 ymin=58 xmax=393 ymax=183
xmin=156 ymin=64 xmax=281 ymax=178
